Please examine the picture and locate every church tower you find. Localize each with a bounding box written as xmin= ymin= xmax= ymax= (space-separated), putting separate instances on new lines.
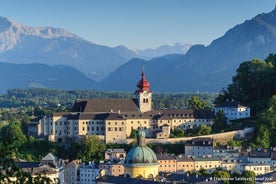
xmin=135 ymin=69 xmax=152 ymax=113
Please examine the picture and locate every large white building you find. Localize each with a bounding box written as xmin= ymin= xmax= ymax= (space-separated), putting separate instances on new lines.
xmin=214 ymin=100 xmax=250 ymax=120
xmin=28 ymin=70 xmax=215 ymax=144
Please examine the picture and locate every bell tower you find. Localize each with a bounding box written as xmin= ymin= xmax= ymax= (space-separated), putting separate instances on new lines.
xmin=135 ymin=69 xmax=152 ymax=113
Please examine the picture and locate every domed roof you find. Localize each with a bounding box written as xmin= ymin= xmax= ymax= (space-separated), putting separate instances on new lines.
xmin=125 ymin=129 xmax=158 ymax=166
xmin=125 ymin=146 xmax=158 ymax=166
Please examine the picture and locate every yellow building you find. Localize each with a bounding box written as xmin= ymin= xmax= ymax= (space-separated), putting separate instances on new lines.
xmin=157 ymin=155 xmax=177 ymax=173
xmin=124 ymin=129 xmax=159 ymax=179
xmin=30 ymin=70 xmax=214 ymax=144
xmin=193 ymin=157 xmax=222 ymax=173
xmin=176 ymin=157 xmax=195 ymax=173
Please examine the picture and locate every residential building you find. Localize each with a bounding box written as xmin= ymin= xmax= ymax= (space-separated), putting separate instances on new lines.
xmin=185 ymin=137 xmax=213 ymax=157
xmin=79 ymin=162 xmax=99 ymax=184
xmin=244 ymin=164 xmax=271 ymax=176
xmin=99 ymin=160 xmax=124 ymax=176
xmin=214 ymin=100 xmax=250 ymax=120
xmin=176 ymin=157 xmax=194 ymax=173
xmin=13 ymin=153 xmax=63 ymax=184
xmin=104 ymin=149 xmax=126 ymax=161
xmin=221 ymin=156 xmax=248 ymax=174
xmin=213 ymin=146 xmax=240 ymax=158
xmin=193 ymin=157 xmax=222 ymax=173
xmin=157 ymin=155 xmax=177 ymax=173
xmin=64 ymin=160 xmax=80 ymax=184
xmin=248 ymin=148 xmax=271 ymax=164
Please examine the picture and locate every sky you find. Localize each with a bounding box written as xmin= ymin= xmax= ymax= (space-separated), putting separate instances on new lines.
xmin=0 ymin=0 xmax=275 ymax=50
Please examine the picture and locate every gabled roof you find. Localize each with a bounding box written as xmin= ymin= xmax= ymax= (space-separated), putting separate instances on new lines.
xmin=71 ymin=98 xmax=139 ymax=113
xmin=185 ymin=137 xmax=213 ymax=147
xmin=215 ymin=101 xmax=247 ymax=108
xmin=42 ymin=153 xmax=57 ymax=161
xmin=16 ymin=162 xmax=40 ymax=168
xmin=176 ymin=157 xmax=193 ymax=162
xmin=248 ymin=148 xmax=271 ymax=158
xmin=157 ymin=154 xmax=176 ymax=160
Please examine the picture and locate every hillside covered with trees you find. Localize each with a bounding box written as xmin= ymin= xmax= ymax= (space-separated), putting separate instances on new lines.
xmin=216 ymin=54 xmax=276 ymax=147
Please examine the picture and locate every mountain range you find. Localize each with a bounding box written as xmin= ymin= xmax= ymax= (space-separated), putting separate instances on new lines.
xmin=0 ymin=62 xmax=97 ymax=93
xmin=1 ymin=6 xmax=276 ymax=93
xmin=0 ymin=16 xmax=191 ymax=82
xmin=101 ymin=7 xmax=276 ymax=92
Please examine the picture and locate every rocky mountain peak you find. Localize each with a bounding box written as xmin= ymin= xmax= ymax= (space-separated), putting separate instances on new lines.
xmin=0 ymin=16 xmax=80 ymax=52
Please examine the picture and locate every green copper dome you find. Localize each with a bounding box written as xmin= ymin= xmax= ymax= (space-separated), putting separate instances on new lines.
xmin=125 ymin=129 xmax=158 ymax=166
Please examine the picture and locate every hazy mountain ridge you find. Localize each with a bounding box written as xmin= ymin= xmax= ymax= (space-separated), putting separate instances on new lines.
xmin=101 ymin=7 xmax=276 ymax=92
xmin=0 ymin=16 xmax=193 ymax=82
xmin=134 ymin=43 xmax=192 ymax=59
xmin=0 ymin=62 xmax=97 ymax=93
xmin=0 ymin=16 xmax=132 ymax=81
xmin=1 ymin=6 xmax=276 ymax=93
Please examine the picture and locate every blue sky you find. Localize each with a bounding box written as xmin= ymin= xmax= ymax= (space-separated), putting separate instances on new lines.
xmin=0 ymin=0 xmax=275 ymax=49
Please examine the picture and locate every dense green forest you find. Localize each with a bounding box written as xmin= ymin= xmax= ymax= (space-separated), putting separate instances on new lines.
xmin=216 ymin=54 xmax=276 ymax=147
xmin=0 ymin=88 xmax=217 ymax=115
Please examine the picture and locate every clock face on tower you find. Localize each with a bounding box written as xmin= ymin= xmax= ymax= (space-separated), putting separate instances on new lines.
xmin=143 ymin=91 xmax=148 ymax=97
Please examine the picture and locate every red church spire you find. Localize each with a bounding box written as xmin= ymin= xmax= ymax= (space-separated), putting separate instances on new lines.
xmin=136 ymin=69 xmax=151 ymax=93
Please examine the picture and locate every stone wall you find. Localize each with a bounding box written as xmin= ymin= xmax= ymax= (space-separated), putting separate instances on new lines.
xmin=124 ymin=127 xmax=254 ymax=145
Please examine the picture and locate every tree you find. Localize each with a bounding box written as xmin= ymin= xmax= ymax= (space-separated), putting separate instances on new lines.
xmin=253 ymin=95 xmax=276 ymax=147
xmin=78 ymin=135 xmax=106 ymax=162
xmin=196 ymin=124 xmax=211 ymax=136
xmin=129 ymin=129 xmax=137 ymax=138
xmin=212 ymin=110 xmax=228 ymax=133
xmin=0 ymin=139 xmax=52 ymax=184
xmin=169 ymin=129 xmax=184 ymax=138
xmin=241 ymin=170 xmax=255 ymax=184
xmin=212 ymin=170 xmax=231 ymax=184
xmin=188 ymin=96 xmax=208 ymax=110
xmin=2 ymin=120 xmax=27 ymax=149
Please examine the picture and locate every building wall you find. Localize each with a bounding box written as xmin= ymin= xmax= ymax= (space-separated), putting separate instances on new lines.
xmin=222 ymin=162 xmax=244 ymax=174
xmin=105 ymin=119 xmax=127 ymax=144
xmin=176 ymin=159 xmax=195 ymax=172
xmin=194 ymin=159 xmax=221 ymax=173
xmin=158 ymin=159 xmax=177 ymax=173
xmin=99 ymin=163 xmax=125 ymax=177
xmin=185 ymin=146 xmax=213 ymax=157
xmin=244 ymin=164 xmax=271 ymax=176
xmin=138 ymin=92 xmax=152 ymax=113
xmin=214 ymin=107 xmax=250 ymax=120
xmin=79 ymin=165 xmax=99 ymax=184
xmin=125 ymin=118 xmax=151 ymax=138
xmin=124 ymin=164 xmax=158 ymax=179
xmin=64 ymin=161 xmax=79 ymax=184
xmin=105 ymin=149 xmax=126 ymax=161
